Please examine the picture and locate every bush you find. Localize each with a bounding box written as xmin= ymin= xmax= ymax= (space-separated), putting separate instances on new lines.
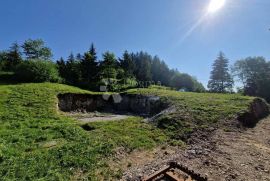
xmin=15 ymin=59 xmax=61 ymax=83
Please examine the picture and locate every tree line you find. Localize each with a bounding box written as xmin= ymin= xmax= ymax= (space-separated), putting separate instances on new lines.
xmin=1 ymin=39 xmax=269 ymax=102
xmin=0 ymin=39 xmax=205 ymax=92
xmin=208 ymin=52 xmax=270 ymax=102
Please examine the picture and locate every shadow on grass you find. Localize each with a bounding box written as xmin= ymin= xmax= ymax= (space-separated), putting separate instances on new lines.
xmin=0 ymin=71 xmax=31 ymax=85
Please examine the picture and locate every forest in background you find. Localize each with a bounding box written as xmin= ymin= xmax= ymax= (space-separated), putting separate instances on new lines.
xmin=0 ymin=38 xmax=270 ymax=102
xmin=0 ymin=39 xmax=205 ymax=92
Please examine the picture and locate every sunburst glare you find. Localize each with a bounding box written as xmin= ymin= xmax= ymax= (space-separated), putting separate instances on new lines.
xmin=208 ymin=0 xmax=226 ymax=13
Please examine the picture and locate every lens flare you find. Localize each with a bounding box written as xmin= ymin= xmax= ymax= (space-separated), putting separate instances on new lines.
xmin=208 ymin=0 xmax=226 ymax=13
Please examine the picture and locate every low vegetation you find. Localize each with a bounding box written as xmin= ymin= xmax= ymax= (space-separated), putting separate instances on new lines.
xmin=0 ymin=83 xmax=167 ymax=180
xmin=0 ymin=82 xmax=259 ymax=180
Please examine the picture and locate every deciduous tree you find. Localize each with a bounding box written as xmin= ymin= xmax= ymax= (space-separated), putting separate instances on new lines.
xmin=233 ymin=56 xmax=270 ymax=102
xmin=22 ymin=39 xmax=52 ymax=60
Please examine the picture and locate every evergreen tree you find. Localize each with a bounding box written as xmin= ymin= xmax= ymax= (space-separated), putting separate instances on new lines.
xmin=67 ymin=53 xmax=75 ymax=63
xmin=6 ymin=42 xmax=22 ymax=70
xmin=151 ymin=56 xmax=162 ymax=83
xmin=80 ymin=44 xmax=98 ymax=87
xmin=76 ymin=53 xmax=83 ymax=61
xmin=56 ymin=57 xmax=66 ymax=80
xmin=133 ymin=52 xmax=152 ymax=82
xmin=151 ymin=57 xmax=170 ymax=86
xmin=208 ymin=52 xmax=234 ymax=93
xmin=99 ymin=51 xmax=118 ymax=80
xmin=119 ymin=50 xmax=135 ymax=77
xmin=65 ymin=53 xmax=81 ymax=85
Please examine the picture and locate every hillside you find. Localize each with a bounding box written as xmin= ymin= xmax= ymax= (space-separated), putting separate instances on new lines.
xmin=0 ymin=83 xmax=269 ymax=180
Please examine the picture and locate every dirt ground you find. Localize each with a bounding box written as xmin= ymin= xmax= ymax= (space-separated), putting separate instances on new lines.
xmin=65 ymin=112 xmax=133 ymax=123
xmin=122 ymin=116 xmax=270 ymax=181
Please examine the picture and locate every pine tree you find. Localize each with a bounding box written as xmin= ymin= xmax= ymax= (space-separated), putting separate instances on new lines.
xmin=134 ymin=52 xmax=152 ymax=82
xmin=80 ymin=44 xmax=98 ymax=87
xmin=100 ymin=51 xmax=117 ymax=80
xmin=67 ymin=53 xmax=75 ymax=64
xmin=65 ymin=53 xmax=81 ymax=85
xmin=151 ymin=57 xmax=171 ymax=86
xmin=208 ymin=52 xmax=234 ymax=93
xmin=76 ymin=53 xmax=83 ymax=61
xmin=119 ymin=50 xmax=135 ymax=77
xmin=151 ymin=56 xmax=162 ymax=82
xmin=56 ymin=57 xmax=66 ymax=80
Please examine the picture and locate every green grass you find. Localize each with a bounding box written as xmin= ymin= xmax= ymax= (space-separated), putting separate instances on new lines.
xmin=127 ymin=87 xmax=254 ymax=122
xmin=0 ymin=83 xmax=255 ymax=180
xmin=126 ymin=87 xmax=254 ymax=139
xmin=0 ymin=83 xmax=167 ymax=180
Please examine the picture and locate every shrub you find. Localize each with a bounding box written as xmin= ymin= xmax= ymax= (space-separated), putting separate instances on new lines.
xmin=15 ymin=59 xmax=61 ymax=83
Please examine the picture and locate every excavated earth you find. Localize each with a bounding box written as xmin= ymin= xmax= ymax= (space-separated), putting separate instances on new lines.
xmin=57 ymin=93 xmax=169 ymax=122
xmin=122 ymin=116 xmax=270 ymax=181
xmin=121 ymin=99 xmax=270 ymax=181
xmin=57 ymin=93 xmax=270 ymax=181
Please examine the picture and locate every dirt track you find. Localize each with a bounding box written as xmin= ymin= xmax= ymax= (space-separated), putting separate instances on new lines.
xmin=123 ymin=117 xmax=270 ymax=181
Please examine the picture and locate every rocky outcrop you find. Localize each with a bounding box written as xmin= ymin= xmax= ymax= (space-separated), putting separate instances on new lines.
xmin=57 ymin=93 xmax=169 ymax=117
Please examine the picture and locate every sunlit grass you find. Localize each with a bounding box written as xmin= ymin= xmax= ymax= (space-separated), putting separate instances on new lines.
xmin=0 ymin=83 xmax=255 ymax=180
xmin=0 ymin=83 xmax=167 ymax=180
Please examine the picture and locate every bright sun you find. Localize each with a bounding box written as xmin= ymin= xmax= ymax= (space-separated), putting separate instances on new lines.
xmin=208 ymin=0 xmax=226 ymax=13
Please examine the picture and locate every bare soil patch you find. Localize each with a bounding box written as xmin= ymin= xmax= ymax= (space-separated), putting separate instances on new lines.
xmin=122 ymin=117 xmax=270 ymax=181
xmin=65 ymin=112 xmax=133 ymax=123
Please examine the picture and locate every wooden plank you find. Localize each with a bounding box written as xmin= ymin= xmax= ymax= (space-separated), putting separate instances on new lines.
xmin=165 ymin=171 xmax=184 ymax=181
xmin=142 ymin=166 xmax=171 ymax=181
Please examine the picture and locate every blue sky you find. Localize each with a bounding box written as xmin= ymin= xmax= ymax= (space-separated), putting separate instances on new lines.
xmin=0 ymin=0 xmax=269 ymax=86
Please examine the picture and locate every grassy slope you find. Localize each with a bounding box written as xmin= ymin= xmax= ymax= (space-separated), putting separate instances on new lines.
xmin=127 ymin=88 xmax=254 ymax=139
xmin=0 ymin=83 xmax=167 ymax=180
xmin=127 ymin=87 xmax=254 ymax=122
xmin=0 ymin=83 xmax=254 ymax=180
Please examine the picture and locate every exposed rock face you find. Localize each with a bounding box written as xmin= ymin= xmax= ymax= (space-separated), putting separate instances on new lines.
xmin=57 ymin=93 xmax=169 ymax=117
xmin=237 ymin=98 xmax=270 ymax=127
xmin=58 ymin=93 xmax=269 ymax=128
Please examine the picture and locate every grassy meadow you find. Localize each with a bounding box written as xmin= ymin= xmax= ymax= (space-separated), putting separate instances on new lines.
xmin=0 ymin=83 xmax=255 ymax=180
